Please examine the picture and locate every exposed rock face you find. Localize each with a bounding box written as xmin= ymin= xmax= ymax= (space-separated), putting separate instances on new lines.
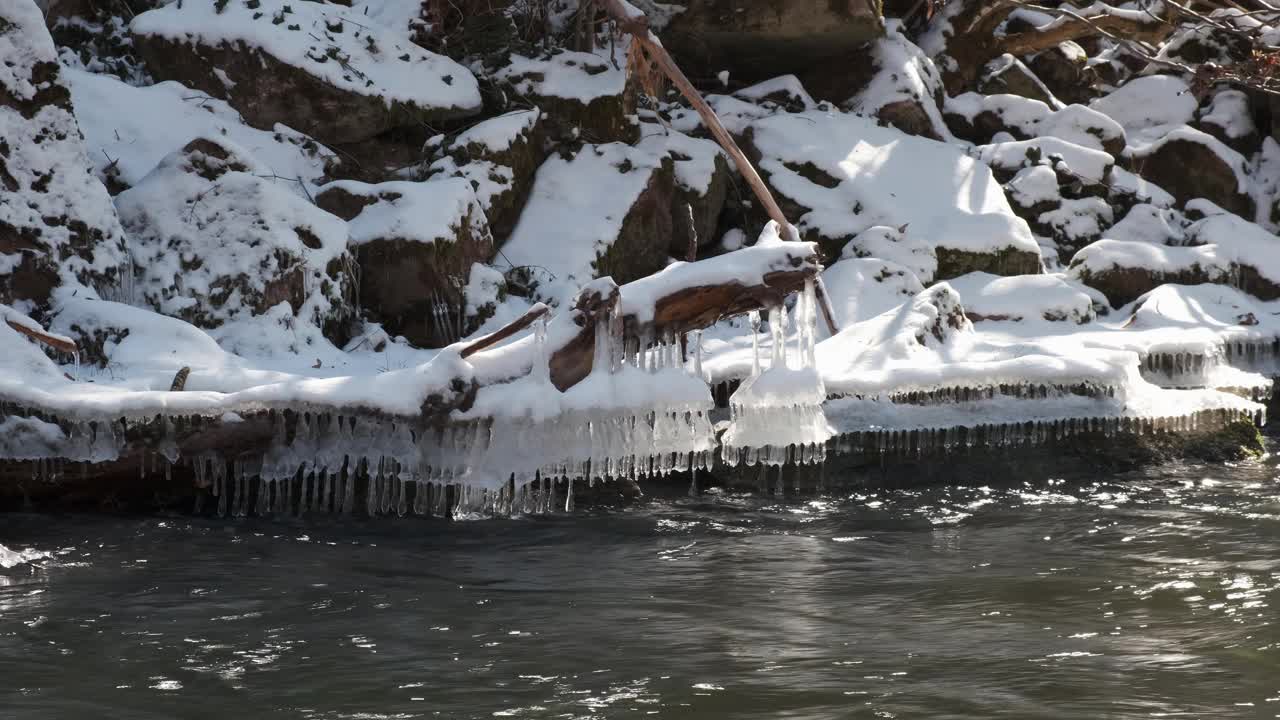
xmin=428 ymin=109 xmax=547 ymax=246
xmin=0 ymin=0 xmax=129 ymax=319
xmin=117 ymin=137 xmax=355 ymax=344
xmin=129 ymin=0 xmax=482 ymax=144
xmin=660 ymin=0 xmax=884 ymax=84
xmin=315 ymin=177 xmax=494 ymax=348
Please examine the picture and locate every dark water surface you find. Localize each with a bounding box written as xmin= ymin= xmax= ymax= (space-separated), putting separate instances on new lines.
xmin=2 ymin=461 xmax=1279 ymax=719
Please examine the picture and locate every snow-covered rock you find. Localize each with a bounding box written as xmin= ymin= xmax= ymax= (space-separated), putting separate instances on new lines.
xmin=117 ymin=136 xmax=355 ymax=350
xmin=66 ymin=68 xmax=333 ymax=195
xmin=948 ymin=271 xmax=1100 ymax=324
xmin=746 ymin=109 xmax=1042 ymax=277
xmin=129 ymin=0 xmax=482 ymax=144
xmin=315 ymin=176 xmax=494 ymax=348
xmin=1128 ymin=126 xmax=1254 ymax=218
xmin=428 ymin=108 xmax=547 ymax=245
xmin=502 ymin=142 xmax=675 ymax=305
xmin=819 ymin=256 xmax=925 ymax=332
xmin=847 ymin=24 xmax=951 ymax=141
xmin=493 ymin=46 xmax=635 ymax=144
xmin=0 ymin=0 xmax=128 ymax=319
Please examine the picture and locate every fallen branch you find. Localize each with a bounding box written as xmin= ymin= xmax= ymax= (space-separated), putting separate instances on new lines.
xmin=460 ymin=303 xmax=549 ymax=359
xmin=7 ymin=319 xmax=77 ymax=354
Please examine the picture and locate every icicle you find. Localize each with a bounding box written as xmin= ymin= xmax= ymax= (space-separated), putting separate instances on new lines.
xmin=748 ymin=310 xmax=762 ymax=377
xmin=770 ymin=304 xmax=788 ymax=371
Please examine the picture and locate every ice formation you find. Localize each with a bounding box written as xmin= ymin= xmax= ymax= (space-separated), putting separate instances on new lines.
xmin=722 ymin=280 xmax=835 ymax=467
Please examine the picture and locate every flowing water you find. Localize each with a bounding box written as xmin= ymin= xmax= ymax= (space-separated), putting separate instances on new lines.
xmin=1 ymin=460 xmax=1278 ymax=719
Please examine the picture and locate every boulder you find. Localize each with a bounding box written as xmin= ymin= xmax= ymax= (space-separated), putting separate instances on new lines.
xmin=116 ymin=137 xmax=356 ymax=346
xmin=0 ymin=0 xmax=129 ymax=319
xmin=977 ymin=55 xmax=1057 ymax=106
xmin=1026 ymin=41 xmax=1095 ymax=106
xmin=659 ymin=0 xmax=883 ymax=84
xmin=129 ymin=0 xmax=482 ymax=144
xmin=1068 ymin=239 xmax=1226 ymax=308
xmin=1195 ymin=89 xmax=1260 ymax=156
xmin=948 ymin=271 xmax=1101 ymax=324
xmin=315 ymin=177 xmax=494 ymax=348
xmin=493 ymin=48 xmax=637 ymax=144
xmin=745 ymin=109 xmax=1042 ymax=276
xmin=428 ymin=109 xmax=547 ymax=246
xmin=846 ymin=27 xmax=950 ymax=141
xmin=1129 ymin=127 xmax=1254 ymax=218
xmin=501 ymin=143 xmax=676 ymax=305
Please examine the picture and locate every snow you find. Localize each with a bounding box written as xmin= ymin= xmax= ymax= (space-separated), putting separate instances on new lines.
xmin=1006 ymin=165 xmax=1062 ymax=207
xmin=131 ymin=0 xmax=481 ymax=113
xmin=1069 ymin=238 xmax=1227 ymax=280
xmin=451 ymin=109 xmax=541 ymax=154
xmin=1106 ymin=204 xmax=1187 ymax=246
xmin=749 ymin=110 xmax=1041 ymax=258
xmin=1089 ymin=75 xmax=1197 ymax=144
xmin=494 ymin=45 xmax=628 ymax=103
xmin=734 ymin=75 xmax=817 ymax=108
xmin=947 ymin=272 xmax=1098 ymax=324
xmin=975 ymin=136 xmax=1114 ymax=184
xmin=1199 ymin=90 xmax=1257 ymax=140
xmin=66 ymin=69 xmax=333 ymax=193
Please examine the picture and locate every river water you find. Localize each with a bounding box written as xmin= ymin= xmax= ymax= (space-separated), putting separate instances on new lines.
xmin=1 ymin=460 xmax=1278 ymax=719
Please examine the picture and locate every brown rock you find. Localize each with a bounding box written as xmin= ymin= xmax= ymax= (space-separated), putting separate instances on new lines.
xmin=316 ymin=178 xmax=494 ymax=348
xmin=660 ymin=0 xmax=884 ymax=84
xmin=1130 ymin=132 xmax=1254 ymax=218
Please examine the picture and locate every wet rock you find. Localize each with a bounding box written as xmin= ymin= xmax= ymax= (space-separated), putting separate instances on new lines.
xmin=117 ymin=136 xmax=356 ymax=346
xmin=315 ymin=177 xmax=494 ymax=348
xmin=659 ymin=0 xmax=884 ymax=84
xmin=427 ymin=109 xmax=547 ymax=246
xmin=0 ymin=0 xmax=129 ymax=319
xmin=129 ymin=0 xmax=482 ymax=144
